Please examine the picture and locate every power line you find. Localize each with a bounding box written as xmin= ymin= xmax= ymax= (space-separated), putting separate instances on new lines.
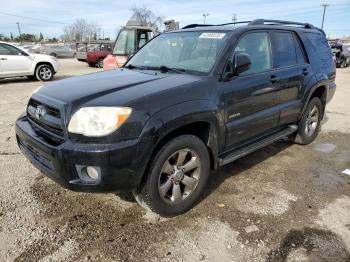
xmin=0 ymin=11 xmax=117 ymax=27
xmin=0 ymin=11 xmax=68 ymax=24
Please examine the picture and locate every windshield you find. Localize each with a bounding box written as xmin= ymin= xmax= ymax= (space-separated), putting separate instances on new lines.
xmin=113 ymin=29 xmax=135 ymax=55
xmin=126 ymin=31 xmax=229 ymax=74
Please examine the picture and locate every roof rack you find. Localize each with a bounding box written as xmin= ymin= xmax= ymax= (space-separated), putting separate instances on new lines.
xmin=249 ymin=19 xmax=314 ymax=29
xmin=182 ymin=19 xmax=315 ymax=30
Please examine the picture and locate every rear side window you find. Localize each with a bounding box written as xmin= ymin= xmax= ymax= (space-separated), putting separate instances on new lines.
xmin=272 ymin=32 xmax=297 ymax=67
xmin=304 ymin=32 xmax=332 ymax=66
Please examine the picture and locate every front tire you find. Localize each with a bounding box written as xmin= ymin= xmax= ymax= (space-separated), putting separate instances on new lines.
xmin=97 ymin=59 xmax=104 ymax=68
xmin=35 ymin=64 xmax=54 ymax=81
xmin=293 ymin=97 xmax=323 ymax=145
xmin=134 ymin=135 xmax=210 ymax=217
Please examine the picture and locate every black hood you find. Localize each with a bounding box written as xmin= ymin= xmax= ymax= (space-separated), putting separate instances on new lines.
xmin=34 ymin=69 xmax=205 ymax=114
xmin=37 ymin=69 xmax=165 ymax=104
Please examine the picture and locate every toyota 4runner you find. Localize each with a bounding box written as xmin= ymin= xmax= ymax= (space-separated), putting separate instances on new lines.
xmin=16 ymin=19 xmax=336 ymax=216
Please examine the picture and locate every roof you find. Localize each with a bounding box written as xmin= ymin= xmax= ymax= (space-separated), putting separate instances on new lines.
xmin=177 ymin=19 xmax=322 ymax=34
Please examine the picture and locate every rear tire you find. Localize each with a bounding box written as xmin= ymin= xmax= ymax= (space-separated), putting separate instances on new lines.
xmin=35 ymin=64 xmax=54 ymax=81
xmin=88 ymin=63 xmax=96 ymax=67
xmin=293 ymin=97 xmax=323 ymax=145
xmin=134 ymin=135 xmax=210 ymax=217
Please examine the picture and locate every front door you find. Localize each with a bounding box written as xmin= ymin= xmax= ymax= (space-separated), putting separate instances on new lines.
xmin=0 ymin=43 xmax=33 ymax=77
xmin=222 ymin=31 xmax=280 ymax=150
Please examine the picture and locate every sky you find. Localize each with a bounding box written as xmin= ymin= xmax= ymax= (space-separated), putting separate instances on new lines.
xmin=0 ymin=0 xmax=349 ymax=40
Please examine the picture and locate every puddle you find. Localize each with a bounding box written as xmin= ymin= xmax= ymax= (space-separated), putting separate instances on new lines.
xmin=311 ymin=173 xmax=346 ymax=192
xmin=267 ymin=227 xmax=350 ymax=262
xmin=313 ymin=143 xmax=336 ymax=153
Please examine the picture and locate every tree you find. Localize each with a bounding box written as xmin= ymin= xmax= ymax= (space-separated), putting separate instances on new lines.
xmin=130 ymin=5 xmax=164 ymax=31
xmin=39 ymin=32 xmax=44 ymax=41
xmin=62 ymin=19 xmax=101 ymax=42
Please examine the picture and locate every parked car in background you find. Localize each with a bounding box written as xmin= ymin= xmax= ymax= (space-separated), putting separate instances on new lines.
xmin=86 ymin=42 xmax=112 ymax=67
xmin=0 ymin=42 xmax=59 ymax=81
xmin=75 ymin=41 xmax=112 ymax=64
xmin=103 ymin=26 xmax=156 ymax=70
xmin=76 ymin=43 xmax=88 ymax=61
xmin=331 ymin=43 xmax=350 ymax=68
xmin=15 ymin=19 xmax=336 ymax=216
xmin=41 ymin=44 xmax=76 ymax=58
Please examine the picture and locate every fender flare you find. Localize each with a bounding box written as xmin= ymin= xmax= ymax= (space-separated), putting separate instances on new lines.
xmin=299 ymin=75 xmax=328 ymax=119
xmin=140 ymin=100 xmax=224 ymax=168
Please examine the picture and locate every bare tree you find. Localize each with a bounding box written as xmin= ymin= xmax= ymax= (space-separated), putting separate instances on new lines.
xmin=130 ymin=5 xmax=164 ymax=31
xmin=62 ymin=19 xmax=101 ymax=42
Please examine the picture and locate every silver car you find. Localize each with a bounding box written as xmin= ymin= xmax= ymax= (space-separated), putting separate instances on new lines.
xmin=42 ymin=44 xmax=76 ymax=58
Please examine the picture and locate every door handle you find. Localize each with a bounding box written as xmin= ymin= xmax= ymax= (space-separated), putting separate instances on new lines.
xmin=270 ymin=75 xmax=280 ymax=83
xmin=0 ymin=58 xmax=7 ymax=61
xmin=302 ymin=68 xmax=310 ymax=75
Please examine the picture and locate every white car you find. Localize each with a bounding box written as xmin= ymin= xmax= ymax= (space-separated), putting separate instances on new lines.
xmin=0 ymin=42 xmax=60 ymax=81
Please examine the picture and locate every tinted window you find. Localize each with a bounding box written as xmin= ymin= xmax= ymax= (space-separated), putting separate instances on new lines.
xmin=294 ymin=35 xmax=307 ymax=64
xmin=273 ymin=32 xmax=296 ymax=67
xmin=0 ymin=44 xmax=22 ymax=55
xmin=304 ymin=32 xmax=332 ymax=66
xmin=234 ymin=32 xmax=272 ymax=75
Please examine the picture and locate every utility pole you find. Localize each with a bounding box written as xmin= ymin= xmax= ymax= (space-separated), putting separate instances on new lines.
xmin=232 ymin=14 xmax=237 ymax=27
xmin=203 ymin=13 xmax=210 ymax=24
xmin=321 ymin=4 xmax=329 ymax=30
xmin=16 ymin=22 xmax=22 ymax=44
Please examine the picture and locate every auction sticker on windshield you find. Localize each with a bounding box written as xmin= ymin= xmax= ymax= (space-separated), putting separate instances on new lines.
xmin=199 ymin=33 xmax=226 ymax=39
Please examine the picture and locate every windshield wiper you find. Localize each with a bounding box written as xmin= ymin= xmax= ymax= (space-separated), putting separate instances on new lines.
xmin=157 ymin=65 xmax=185 ymax=74
xmin=125 ymin=64 xmax=145 ymax=70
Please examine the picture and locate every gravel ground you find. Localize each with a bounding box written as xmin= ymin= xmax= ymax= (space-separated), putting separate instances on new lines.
xmin=1 ymin=59 xmax=350 ymax=262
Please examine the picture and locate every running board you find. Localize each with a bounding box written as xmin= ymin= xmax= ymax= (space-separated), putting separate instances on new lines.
xmin=218 ymin=125 xmax=298 ymax=166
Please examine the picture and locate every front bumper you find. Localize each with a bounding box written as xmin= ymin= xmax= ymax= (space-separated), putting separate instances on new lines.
xmin=15 ymin=115 xmax=154 ymax=193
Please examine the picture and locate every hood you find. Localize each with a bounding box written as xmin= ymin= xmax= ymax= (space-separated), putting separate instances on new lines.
xmin=34 ymin=69 xmax=203 ymax=109
xmin=31 ymin=53 xmax=55 ymax=60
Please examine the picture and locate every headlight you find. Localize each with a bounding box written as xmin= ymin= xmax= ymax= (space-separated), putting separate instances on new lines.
xmin=68 ymin=107 xmax=132 ymax=137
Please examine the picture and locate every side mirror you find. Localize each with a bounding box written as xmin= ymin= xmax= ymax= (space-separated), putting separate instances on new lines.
xmin=223 ymin=53 xmax=252 ymax=81
xmin=233 ymin=53 xmax=252 ymax=75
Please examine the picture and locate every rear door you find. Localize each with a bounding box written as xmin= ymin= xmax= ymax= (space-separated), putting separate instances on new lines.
xmin=270 ymin=31 xmax=311 ymax=125
xmin=222 ymin=31 xmax=280 ymax=149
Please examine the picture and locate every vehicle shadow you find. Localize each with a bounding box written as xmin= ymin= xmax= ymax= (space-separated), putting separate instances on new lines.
xmin=118 ymin=140 xmax=293 ymax=206
xmin=0 ymin=75 xmax=74 ymax=84
xmin=200 ymin=140 xmax=293 ymax=202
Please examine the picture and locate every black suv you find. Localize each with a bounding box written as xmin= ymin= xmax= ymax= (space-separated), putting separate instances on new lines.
xmin=16 ymin=19 xmax=336 ymax=216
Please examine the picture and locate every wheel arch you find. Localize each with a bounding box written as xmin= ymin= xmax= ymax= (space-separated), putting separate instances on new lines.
xmin=301 ymin=83 xmax=328 ymax=119
xmin=139 ymin=101 xmax=223 ymax=179
xmin=34 ymin=62 xmax=55 ymax=74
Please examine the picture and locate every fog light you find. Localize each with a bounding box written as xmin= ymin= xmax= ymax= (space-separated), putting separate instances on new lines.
xmin=75 ymin=165 xmax=101 ymax=183
xmin=86 ymin=166 xmax=100 ymax=180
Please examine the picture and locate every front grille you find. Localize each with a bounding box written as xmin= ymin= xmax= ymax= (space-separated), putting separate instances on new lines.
xmin=29 ymin=99 xmax=61 ymax=118
xmin=27 ymin=99 xmax=64 ymax=142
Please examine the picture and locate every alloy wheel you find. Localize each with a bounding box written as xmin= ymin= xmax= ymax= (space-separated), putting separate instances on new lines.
xmin=39 ymin=67 xmax=52 ymax=80
xmin=158 ymin=149 xmax=201 ymax=204
xmin=305 ymin=105 xmax=319 ymax=137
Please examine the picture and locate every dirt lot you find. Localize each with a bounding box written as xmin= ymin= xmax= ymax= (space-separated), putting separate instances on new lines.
xmin=1 ymin=59 xmax=350 ymax=262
